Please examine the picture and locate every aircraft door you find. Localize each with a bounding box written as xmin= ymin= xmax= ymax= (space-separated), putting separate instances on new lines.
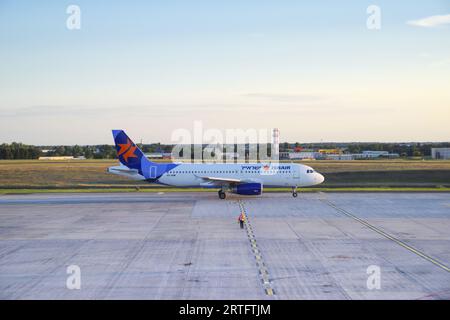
xmin=293 ymin=167 xmax=300 ymax=180
xmin=149 ymin=166 xmax=157 ymax=179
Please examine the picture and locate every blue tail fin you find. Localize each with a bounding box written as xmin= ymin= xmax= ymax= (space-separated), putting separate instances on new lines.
xmin=111 ymin=130 xmax=178 ymax=180
xmin=112 ymin=130 xmax=147 ymax=171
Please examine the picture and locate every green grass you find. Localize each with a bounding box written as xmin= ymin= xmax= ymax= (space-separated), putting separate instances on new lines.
xmin=1 ymin=159 xmax=450 ymax=190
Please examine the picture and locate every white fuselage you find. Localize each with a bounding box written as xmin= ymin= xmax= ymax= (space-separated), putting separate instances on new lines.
xmin=156 ymin=163 xmax=324 ymax=188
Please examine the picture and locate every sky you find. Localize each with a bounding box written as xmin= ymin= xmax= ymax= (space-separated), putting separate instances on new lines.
xmin=0 ymin=0 xmax=449 ymax=145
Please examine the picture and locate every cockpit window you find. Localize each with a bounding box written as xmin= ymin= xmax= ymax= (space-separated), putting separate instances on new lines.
xmin=306 ymin=169 xmax=314 ymax=173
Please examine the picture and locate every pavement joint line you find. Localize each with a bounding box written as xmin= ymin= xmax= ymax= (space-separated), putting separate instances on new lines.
xmin=320 ymin=198 xmax=450 ymax=273
xmin=238 ymin=199 xmax=275 ymax=296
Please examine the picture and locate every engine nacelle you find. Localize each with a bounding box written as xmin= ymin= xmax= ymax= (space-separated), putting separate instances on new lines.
xmin=232 ymin=183 xmax=263 ymax=195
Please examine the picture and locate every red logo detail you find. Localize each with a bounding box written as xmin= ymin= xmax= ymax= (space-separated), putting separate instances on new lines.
xmin=117 ymin=139 xmax=138 ymax=163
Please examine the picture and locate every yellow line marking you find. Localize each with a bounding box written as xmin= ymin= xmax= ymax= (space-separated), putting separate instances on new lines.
xmin=239 ymin=199 xmax=275 ymax=296
xmin=322 ymin=199 xmax=450 ymax=273
xmin=265 ymin=288 xmax=274 ymax=295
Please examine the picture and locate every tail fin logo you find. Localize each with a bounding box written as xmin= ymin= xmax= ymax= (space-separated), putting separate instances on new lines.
xmin=117 ymin=139 xmax=138 ymax=163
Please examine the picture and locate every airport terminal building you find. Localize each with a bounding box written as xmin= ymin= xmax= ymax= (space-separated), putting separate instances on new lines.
xmin=431 ymin=148 xmax=450 ymax=159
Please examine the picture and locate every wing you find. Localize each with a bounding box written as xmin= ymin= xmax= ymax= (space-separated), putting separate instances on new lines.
xmin=196 ymin=175 xmax=260 ymax=187
xmin=199 ymin=176 xmax=241 ymax=184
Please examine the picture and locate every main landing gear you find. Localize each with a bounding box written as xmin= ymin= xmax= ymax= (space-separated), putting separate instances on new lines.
xmin=292 ymin=186 xmax=298 ymax=198
xmin=218 ymin=190 xmax=226 ymax=199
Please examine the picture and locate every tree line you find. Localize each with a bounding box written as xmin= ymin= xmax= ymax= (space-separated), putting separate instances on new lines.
xmin=0 ymin=142 xmax=171 ymax=160
xmin=0 ymin=143 xmax=41 ymax=160
xmin=0 ymin=141 xmax=449 ymax=160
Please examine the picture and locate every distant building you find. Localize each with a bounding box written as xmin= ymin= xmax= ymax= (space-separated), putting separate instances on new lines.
xmin=431 ymin=148 xmax=450 ymax=159
xmin=353 ymin=151 xmax=399 ymax=159
xmin=38 ymin=156 xmax=75 ymax=160
xmin=146 ymin=153 xmax=163 ymax=159
xmin=362 ymin=150 xmax=389 ymax=157
xmin=326 ymin=154 xmax=354 ymax=160
xmin=279 ymin=151 xmax=290 ymax=160
xmin=288 ymin=152 xmax=320 ymax=160
xmin=275 ymin=149 xmax=400 ymax=160
xmin=319 ymin=149 xmax=342 ymax=154
xmin=146 ymin=153 xmax=172 ymax=159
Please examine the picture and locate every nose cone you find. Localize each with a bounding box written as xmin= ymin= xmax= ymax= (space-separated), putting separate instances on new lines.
xmin=315 ymin=173 xmax=325 ymax=185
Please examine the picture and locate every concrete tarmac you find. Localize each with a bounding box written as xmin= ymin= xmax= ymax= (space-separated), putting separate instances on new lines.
xmin=0 ymin=192 xmax=449 ymax=299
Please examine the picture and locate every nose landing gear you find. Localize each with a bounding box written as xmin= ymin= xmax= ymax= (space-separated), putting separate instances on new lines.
xmin=292 ymin=186 xmax=298 ymax=198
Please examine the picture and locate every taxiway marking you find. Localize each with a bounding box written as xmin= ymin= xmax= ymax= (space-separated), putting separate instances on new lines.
xmin=238 ymin=200 xmax=275 ymax=296
xmin=319 ymin=195 xmax=450 ymax=273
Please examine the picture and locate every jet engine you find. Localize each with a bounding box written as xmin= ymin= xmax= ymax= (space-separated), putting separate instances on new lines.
xmin=231 ymin=183 xmax=263 ymax=195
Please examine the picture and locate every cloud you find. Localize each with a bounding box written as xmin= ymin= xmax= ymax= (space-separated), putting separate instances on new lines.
xmin=429 ymin=58 xmax=450 ymax=68
xmin=407 ymin=14 xmax=450 ymax=27
xmin=0 ymin=104 xmax=236 ymax=117
xmin=242 ymin=93 xmax=331 ymax=103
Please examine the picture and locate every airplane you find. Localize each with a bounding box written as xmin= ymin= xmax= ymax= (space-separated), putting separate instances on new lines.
xmin=108 ymin=130 xmax=325 ymax=199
